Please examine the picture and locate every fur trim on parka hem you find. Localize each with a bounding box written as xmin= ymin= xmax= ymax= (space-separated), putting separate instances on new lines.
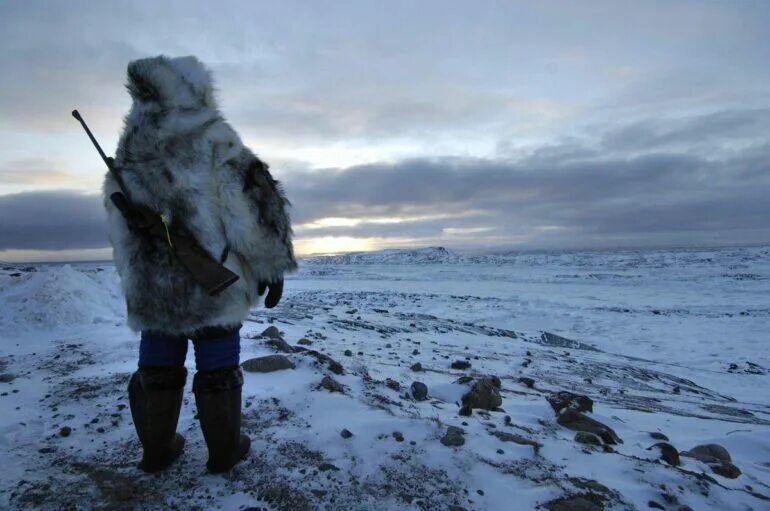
xmin=104 ymin=55 xmax=296 ymax=335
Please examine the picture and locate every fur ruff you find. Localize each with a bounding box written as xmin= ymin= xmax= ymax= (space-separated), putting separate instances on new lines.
xmin=104 ymin=55 xmax=296 ymax=335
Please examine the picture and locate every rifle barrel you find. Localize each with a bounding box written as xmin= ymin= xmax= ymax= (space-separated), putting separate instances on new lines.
xmin=71 ymin=110 xmax=111 ymax=168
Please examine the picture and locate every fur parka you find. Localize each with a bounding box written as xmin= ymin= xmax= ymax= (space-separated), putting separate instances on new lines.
xmin=103 ymin=56 xmax=296 ymax=335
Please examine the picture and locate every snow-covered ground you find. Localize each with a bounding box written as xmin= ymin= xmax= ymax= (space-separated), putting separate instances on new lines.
xmin=0 ymin=245 xmax=769 ymax=510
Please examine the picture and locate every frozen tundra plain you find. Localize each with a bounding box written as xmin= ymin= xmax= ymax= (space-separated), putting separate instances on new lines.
xmin=0 ymin=245 xmax=769 ymax=511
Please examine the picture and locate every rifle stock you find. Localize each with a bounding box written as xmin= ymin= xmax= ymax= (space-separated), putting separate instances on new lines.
xmin=74 ymin=109 xmax=239 ymax=297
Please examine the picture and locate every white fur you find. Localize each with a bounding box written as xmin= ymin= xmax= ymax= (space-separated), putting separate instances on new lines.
xmin=104 ymin=56 xmax=296 ymax=335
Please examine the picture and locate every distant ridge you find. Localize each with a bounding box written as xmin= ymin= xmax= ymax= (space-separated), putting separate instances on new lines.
xmin=307 ymin=246 xmax=462 ymax=265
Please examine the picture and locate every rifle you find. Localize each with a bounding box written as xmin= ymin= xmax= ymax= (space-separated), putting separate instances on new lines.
xmin=72 ymin=109 xmax=240 ymax=296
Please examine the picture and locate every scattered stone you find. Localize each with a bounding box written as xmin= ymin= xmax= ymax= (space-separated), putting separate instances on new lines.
xmin=648 ymin=501 xmax=665 ymax=510
xmin=677 ymin=506 xmax=694 ymax=511
xmin=709 ymin=461 xmax=742 ymax=479
xmin=518 ymin=377 xmax=535 ymax=389
xmin=260 ymin=326 xmax=282 ymax=339
xmin=451 ymin=360 xmax=471 ymax=370
xmin=648 ymin=442 xmax=680 ymax=466
xmin=547 ymin=391 xmax=593 ymax=415
xmin=385 ymin=378 xmax=401 ymax=391
xmin=266 ymin=337 xmax=294 ymax=353
xmin=681 ymin=443 xmax=741 ymax=478
xmin=328 ymin=361 xmax=344 ymax=375
xmin=343 ymin=349 xmax=353 ymax=357
xmin=493 ymin=431 xmax=542 ymax=453
xmin=557 ymin=410 xmax=622 ymax=445
xmin=59 ymin=426 xmax=72 ymax=437
xmin=340 ymin=429 xmax=353 ymax=439
xmin=543 ymin=492 xmax=605 ymax=511
xmin=410 ymin=362 xmax=423 ymax=372
xmin=38 ymin=446 xmax=55 ymax=454
xmin=296 ymin=348 xmax=346 ymax=375
xmin=458 ymin=404 xmax=472 ymax=416
xmin=392 ymin=431 xmax=404 ymax=442
xmin=319 ymin=376 xmax=344 ymax=393
xmin=672 ymin=385 xmax=681 ymax=394
xmin=682 ymin=443 xmax=731 ymax=463
xmin=0 ymin=373 xmax=15 ymax=383
xmin=570 ymin=478 xmax=610 ymax=494
xmin=461 ymin=376 xmax=502 ymax=410
xmin=441 ymin=426 xmax=465 ymax=447
xmin=242 ymin=355 xmax=295 ymax=373
xmin=411 ymin=381 xmax=428 ymax=401
xmin=456 ymin=375 xmax=474 ymax=385
xmin=649 ymin=432 xmax=669 ymax=441
xmin=318 ymin=463 xmax=339 ymax=472
xmin=297 ymin=338 xmax=312 ymax=346
xmin=575 ymin=432 xmax=602 ymax=446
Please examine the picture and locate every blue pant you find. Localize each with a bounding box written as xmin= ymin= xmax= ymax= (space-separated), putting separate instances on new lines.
xmin=138 ymin=327 xmax=241 ymax=371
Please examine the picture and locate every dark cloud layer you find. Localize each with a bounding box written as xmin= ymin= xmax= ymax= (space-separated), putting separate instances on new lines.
xmin=2 ymin=109 xmax=767 ymax=252
xmin=0 ymin=191 xmax=106 ymax=250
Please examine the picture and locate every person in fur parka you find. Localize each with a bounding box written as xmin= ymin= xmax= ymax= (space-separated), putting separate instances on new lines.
xmin=104 ymin=55 xmax=296 ymax=473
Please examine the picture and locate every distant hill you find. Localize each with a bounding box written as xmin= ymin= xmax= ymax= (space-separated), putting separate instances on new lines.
xmin=306 ymin=246 xmax=463 ymax=265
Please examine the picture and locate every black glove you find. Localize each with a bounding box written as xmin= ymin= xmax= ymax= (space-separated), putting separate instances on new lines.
xmin=258 ymin=279 xmax=283 ymax=308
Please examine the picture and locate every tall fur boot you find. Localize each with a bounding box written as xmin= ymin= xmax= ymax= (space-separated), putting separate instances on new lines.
xmin=128 ymin=367 xmax=187 ymax=472
xmin=192 ymin=367 xmax=251 ymax=473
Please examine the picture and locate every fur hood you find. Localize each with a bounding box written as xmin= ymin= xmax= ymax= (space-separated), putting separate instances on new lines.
xmin=104 ymin=55 xmax=296 ymax=335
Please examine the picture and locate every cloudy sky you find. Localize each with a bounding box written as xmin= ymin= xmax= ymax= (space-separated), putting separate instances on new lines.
xmin=1 ymin=0 xmax=769 ymax=261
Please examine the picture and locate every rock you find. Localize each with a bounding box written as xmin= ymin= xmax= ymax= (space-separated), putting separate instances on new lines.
xmin=649 ymin=432 xmax=669 ymax=441
xmin=547 ymin=391 xmax=593 ymax=415
xmin=451 ymin=360 xmax=471 ymax=370
xmin=518 ymin=377 xmax=535 ymax=389
xmin=557 ymin=410 xmax=622 ymax=445
xmin=411 ymin=381 xmax=428 ymax=401
xmin=648 ymin=442 xmax=680 ymax=466
xmin=544 ymin=493 xmax=605 ymax=511
xmin=493 ymin=431 xmax=542 ymax=453
xmin=0 ymin=373 xmax=15 ymax=383
xmin=441 ymin=426 xmax=465 ymax=447
xmin=682 ymin=443 xmax=731 ymax=463
xmin=458 ymin=404 xmax=472 ymax=416
xmin=296 ymin=348 xmax=345 ymax=375
xmin=328 ymin=360 xmax=345 ymax=375
xmin=677 ymin=506 xmax=694 ymax=511
xmin=340 ymin=429 xmax=353 ymax=439
xmin=242 ymin=355 xmax=295 ymax=373
xmin=385 ymin=378 xmax=401 ymax=391
xmin=648 ymin=501 xmax=665 ymax=510
xmin=297 ymin=338 xmax=312 ymax=345
xmin=575 ymin=432 xmax=602 ymax=446
xmin=392 ymin=431 xmax=404 ymax=442
xmin=461 ymin=376 xmax=502 ymax=410
xmin=709 ymin=461 xmax=741 ymax=479
xmin=260 ymin=326 xmax=282 ymax=339
xmin=344 ymin=349 xmax=353 ymax=356
xmin=681 ymin=444 xmax=741 ymax=478
xmin=59 ymin=426 xmax=72 ymax=437
xmin=410 ymin=362 xmax=423 ymax=372
xmin=319 ymin=376 xmax=344 ymax=393
xmin=266 ymin=337 xmax=294 ymax=353
xmin=570 ymin=478 xmax=610 ymax=494
xmin=318 ymin=463 xmax=339 ymax=471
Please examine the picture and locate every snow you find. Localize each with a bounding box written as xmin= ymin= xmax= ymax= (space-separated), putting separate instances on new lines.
xmin=1 ymin=245 xmax=769 ymax=510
